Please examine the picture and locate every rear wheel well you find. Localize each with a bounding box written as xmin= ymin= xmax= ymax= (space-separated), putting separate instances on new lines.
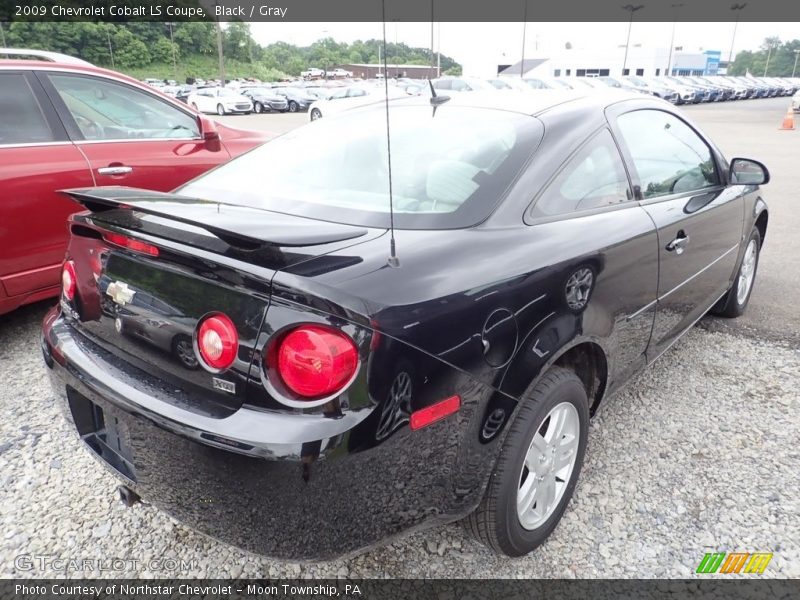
xmin=755 ymin=210 xmax=768 ymax=246
xmin=553 ymin=342 xmax=607 ymax=416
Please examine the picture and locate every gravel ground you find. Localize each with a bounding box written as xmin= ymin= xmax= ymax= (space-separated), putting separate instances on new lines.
xmin=1 ymin=302 xmax=797 ymax=578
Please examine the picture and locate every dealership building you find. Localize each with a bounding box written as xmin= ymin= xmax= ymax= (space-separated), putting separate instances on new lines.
xmin=336 ymin=63 xmax=439 ymax=79
xmin=490 ymin=47 xmax=723 ymax=79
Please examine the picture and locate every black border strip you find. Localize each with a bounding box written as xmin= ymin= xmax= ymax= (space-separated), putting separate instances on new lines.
xmin=2 ymin=0 xmax=800 ymax=22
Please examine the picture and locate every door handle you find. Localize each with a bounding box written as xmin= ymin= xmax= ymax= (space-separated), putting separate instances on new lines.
xmin=98 ymin=166 xmax=133 ymax=176
xmin=666 ymin=231 xmax=690 ymax=255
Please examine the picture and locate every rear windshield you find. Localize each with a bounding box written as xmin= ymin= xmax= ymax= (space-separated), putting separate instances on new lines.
xmin=179 ymin=104 xmax=543 ymax=229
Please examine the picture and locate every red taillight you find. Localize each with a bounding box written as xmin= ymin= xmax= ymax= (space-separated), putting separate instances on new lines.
xmin=62 ymin=260 xmax=77 ymax=301
xmin=104 ymin=232 xmax=159 ymax=257
xmin=410 ymin=395 xmax=461 ymax=431
xmin=196 ymin=314 xmax=239 ymax=371
xmin=274 ymin=325 xmax=358 ymax=399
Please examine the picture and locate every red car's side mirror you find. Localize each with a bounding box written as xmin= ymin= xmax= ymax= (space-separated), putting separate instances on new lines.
xmin=198 ymin=115 xmax=221 ymax=151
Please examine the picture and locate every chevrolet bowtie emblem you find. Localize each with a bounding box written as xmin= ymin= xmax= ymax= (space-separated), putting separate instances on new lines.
xmin=106 ymin=281 xmax=136 ymax=306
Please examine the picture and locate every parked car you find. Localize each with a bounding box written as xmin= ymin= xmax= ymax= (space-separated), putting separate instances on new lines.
xmin=187 ymin=87 xmax=253 ymax=116
xmin=270 ymin=87 xmax=318 ymax=112
xmin=240 ymin=87 xmax=288 ymax=113
xmin=793 ymin=89 xmax=800 ymax=112
xmin=326 ymin=68 xmax=353 ymax=78
xmin=307 ymin=85 xmax=406 ymax=121
xmin=0 ymin=49 xmax=269 ymax=315
xmin=301 ymin=67 xmax=325 ymax=79
xmin=622 ymin=76 xmax=679 ymax=103
xmin=43 ymin=89 xmax=769 ymax=560
xmin=432 ymin=76 xmax=495 ymax=92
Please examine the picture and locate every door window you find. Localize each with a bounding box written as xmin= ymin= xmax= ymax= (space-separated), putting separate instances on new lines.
xmin=48 ymin=74 xmax=199 ymax=141
xmin=616 ymin=109 xmax=719 ymax=199
xmin=0 ymin=73 xmax=54 ymax=145
xmin=533 ymin=129 xmax=631 ymax=216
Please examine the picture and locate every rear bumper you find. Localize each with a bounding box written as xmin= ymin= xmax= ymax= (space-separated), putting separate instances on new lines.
xmin=41 ymin=308 xmax=487 ymax=560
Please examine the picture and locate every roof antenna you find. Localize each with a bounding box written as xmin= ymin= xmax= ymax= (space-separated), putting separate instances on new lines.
xmin=381 ymin=0 xmax=400 ymax=268
xmin=427 ymin=1 xmax=450 ymax=109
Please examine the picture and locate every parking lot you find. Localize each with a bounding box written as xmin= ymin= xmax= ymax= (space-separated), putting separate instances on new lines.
xmin=1 ymin=97 xmax=798 ymax=578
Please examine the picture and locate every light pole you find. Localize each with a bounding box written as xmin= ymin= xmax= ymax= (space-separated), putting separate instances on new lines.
xmin=621 ymin=4 xmax=644 ymax=76
xmin=666 ymin=3 xmax=683 ymax=77
xmin=727 ymin=3 xmax=747 ymax=71
xmin=763 ymin=39 xmax=777 ymax=77
xmin=793 ymin=49 xmax=800 ymax=78
xmin=520 ymin=0 xmax=528 ymax=77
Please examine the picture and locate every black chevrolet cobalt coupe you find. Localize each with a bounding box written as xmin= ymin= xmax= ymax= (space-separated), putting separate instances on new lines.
xmin=42 ymin=90 xmax=769 ymax=559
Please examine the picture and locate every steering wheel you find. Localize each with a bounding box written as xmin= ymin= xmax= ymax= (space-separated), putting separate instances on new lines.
xmin=74 ymin=115 xmax=104 ymax=140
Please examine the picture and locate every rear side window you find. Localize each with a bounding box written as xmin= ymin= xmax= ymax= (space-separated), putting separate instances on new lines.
xmin=533 ymin=129 xmax=632 ymax=217
xmin=48 ymin=74 xmax=199 ymax=141
xmin=0 ymin=73 xmax=54 ymax=145
xmin=616 ymin=109 xmax=719 ymax=199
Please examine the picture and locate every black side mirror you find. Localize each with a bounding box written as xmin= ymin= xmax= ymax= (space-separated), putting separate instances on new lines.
xmin=730 ymin=158 xmax=770 ymax=185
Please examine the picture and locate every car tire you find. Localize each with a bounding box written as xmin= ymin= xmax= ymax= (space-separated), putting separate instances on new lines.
xmin=172 ymin=335 xmax=199 ymax=370
xmin=711 ymin=227 xmax=761 ymax=318
xmin=464 ymin=366 xmax=589 ymax=556
xmin=289 ymin=101 xmax=298 ymax=112
xmin=310 ymin=108 xmax=322 ymax=121
xmin=216 ymin=104 xmax=225 ymax=116
xmin=254 ymin=102 xmax=263 ymax=114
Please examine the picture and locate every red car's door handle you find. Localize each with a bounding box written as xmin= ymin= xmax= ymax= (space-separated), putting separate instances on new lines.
xmin=98 ymin=166 xmax=133 ymax=176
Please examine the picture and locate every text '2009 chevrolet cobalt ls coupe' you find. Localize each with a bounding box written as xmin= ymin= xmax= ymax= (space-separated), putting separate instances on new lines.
xmin=42 ymin=90 xmax=769 ymax=559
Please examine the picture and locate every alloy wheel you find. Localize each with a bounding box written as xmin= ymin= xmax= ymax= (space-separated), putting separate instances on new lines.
xmin=736 ymin=239 xmax=758 ymax=305
xmin=517 ymin=402 xmax=580 ymax=530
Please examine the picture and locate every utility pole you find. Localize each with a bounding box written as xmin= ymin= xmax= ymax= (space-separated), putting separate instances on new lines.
xmin=793 ymin=49 xmax=800 ymax=78
xmin=437 ymin=22 xmax=441 ymax=76
xmin=621 ymin=4 xmax=644 ymax=76
xmin=666 ymin=4 xmax=683 ymax=77
xmin=430 ymin=0 xmax=435 ymax=79
xmin=106 ymin=28 xmax=115 ymax=69
xmin=216 ymin=20 xmax=225 ymax=86
xmin=727 ymin=3 xmax=747 ymax=71
xmin=167 ymin=22 xmax=178 ymax=81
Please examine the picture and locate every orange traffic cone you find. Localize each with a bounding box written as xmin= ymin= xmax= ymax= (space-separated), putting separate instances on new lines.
xmin=779 ymin=106 xmax=795 ymax=130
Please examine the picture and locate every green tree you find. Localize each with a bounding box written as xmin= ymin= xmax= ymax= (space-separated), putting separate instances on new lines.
xmin=113 ymin=27 xmax=151 ymax=68
xmin=151 ymin=37 xmax=179 ymax=65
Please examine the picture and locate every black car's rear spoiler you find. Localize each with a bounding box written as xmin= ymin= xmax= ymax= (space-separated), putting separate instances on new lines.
xmin=62 ymin=187 xmax=368 ymax=249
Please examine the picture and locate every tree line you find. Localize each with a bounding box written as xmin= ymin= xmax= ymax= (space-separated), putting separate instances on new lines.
xmin=1 ymin=22 xmax=462 ymax=80
xmin=729 ymin=37 xmax=800 ymax=77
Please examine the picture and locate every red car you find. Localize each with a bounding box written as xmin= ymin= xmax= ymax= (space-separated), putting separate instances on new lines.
xmin=0 ymin=49 xmax=270 ymax=315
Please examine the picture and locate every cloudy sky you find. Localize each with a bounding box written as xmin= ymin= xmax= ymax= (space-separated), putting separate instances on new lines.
xmin=249 ymin=22 xmax=798 ymax=75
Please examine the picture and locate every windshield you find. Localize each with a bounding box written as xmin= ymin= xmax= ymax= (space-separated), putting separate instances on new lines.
xmin=218 ymin=88 xmax=239 ymax=97
xmin=179 ymin=105 xmax=543 ymax=229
